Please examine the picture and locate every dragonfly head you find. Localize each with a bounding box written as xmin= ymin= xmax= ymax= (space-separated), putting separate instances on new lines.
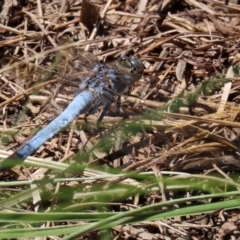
xmin=116 ymin=56 xmax=144 ymax=82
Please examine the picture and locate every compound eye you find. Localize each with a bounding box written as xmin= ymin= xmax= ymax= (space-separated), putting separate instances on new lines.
xmin=129 ymin=58 xmax=144 ymax=75
xmin=116 ymin=56 xmax=132 ymax=71
xmin=116 ymin=56 xmax=144 ymax=81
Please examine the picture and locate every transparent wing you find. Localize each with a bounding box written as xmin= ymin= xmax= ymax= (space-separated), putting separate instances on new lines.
xmin=0 ymin=44 xmax=100 ymax=120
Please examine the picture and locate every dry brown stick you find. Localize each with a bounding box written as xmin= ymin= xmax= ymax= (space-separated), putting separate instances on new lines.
xmin=130 ymin=0 xmax=148 ymax=31
xmin=208 ymin=14 xmax=238 ymax=36
xmin=139 ymin=33 xmax=182 ymax=55
xmin=0 ymin=79 xmax=58 ymax=108
xmin=59 ymin=0 xmax=69 ymax=14
xmin=36 ymin=0 xmax=44 ymax=25
xmin=85 ymin=0 xmax=113 ymax=51
xmin=185 ymin=0 xmax=215 ymax=15
xmin=0 ymin=23 xmax=29 ymax=36
xmin=0 ymin=36 xmax=26 ymax=47
xmin=23 ymin=10 xmax=57 ymax=47
xmin=63 ymin=119 xmax=77 ymax=159
xmin=204 ymin=0 xmax=240 ymax=12
xmin=0 ymin=36 xmax=117 ymax=75
xmin=143 ymin=63 xmax=174 ymax=100
xmin=162 ymin=112 xmax=240 ymax=129
xmin=53 ymin=17 xmax=80 ymax=30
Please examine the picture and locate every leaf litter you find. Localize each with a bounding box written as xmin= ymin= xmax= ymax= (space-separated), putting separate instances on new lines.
xmin=0 ymin=0 xmax=240 ymax=239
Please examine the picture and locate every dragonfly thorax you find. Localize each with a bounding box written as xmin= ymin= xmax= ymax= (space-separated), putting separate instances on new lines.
xmin=79 ymin=57 xmax=144 ymax=104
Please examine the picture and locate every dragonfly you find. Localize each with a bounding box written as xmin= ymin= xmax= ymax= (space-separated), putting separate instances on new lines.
xmin=0 ymin=47 xmax=144 ymax=171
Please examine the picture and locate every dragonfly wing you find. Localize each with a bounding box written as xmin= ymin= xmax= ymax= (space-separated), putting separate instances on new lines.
xmin=49 ymin=49 xmax=99 ymax=107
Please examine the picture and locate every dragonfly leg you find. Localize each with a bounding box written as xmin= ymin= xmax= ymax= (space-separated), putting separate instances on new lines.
xmin=83 ymin=102 xmax=110 ymax=137
xmin=116 ymin=95 xmax=129 ymax=119
xmin=97 ymin=103 xmax=111 ymax=124
xmin=116 ymin=95 xmax=121 ymax=115
xmin=84 ymin=101 xmax=102 ymax=122
xmin=96 ymin=103 xmax=111 ymax=137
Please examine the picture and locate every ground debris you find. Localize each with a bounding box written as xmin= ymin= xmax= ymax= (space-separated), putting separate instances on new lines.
xmin=1 ymin=0 xmax=240 ymax=239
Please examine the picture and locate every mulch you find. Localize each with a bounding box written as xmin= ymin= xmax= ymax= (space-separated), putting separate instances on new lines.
xmin=1 ymin=0 xmax=240 ymax=239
